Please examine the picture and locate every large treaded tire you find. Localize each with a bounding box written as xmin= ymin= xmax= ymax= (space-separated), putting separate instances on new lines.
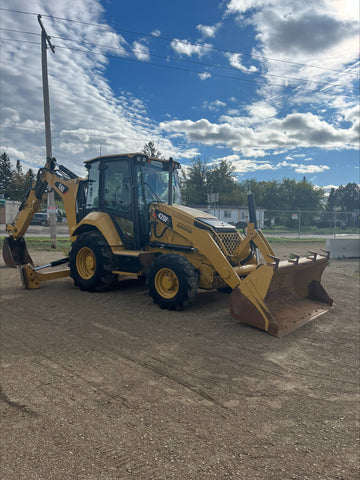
xmin=146 ymin=254 xmax=198 ymax=310
xmin=69 ymin=231 xmax=118 ymax=292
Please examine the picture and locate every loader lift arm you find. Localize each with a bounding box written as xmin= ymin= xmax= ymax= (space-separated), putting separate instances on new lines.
xmin=151 ymin=199 xmax=333 ymax=337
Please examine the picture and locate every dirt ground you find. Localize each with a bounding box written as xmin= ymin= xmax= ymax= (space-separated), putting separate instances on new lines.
xmin=0 ymin=242 xmax=359 ymax=480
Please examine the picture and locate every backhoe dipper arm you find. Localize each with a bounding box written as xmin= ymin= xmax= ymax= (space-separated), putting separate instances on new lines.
xmin=3 ymin=157 xmax=85 ymax=267
xmin=6 ymin=158 xmax=84 ymax=239
xmin=6 ymin=157 xmax=55 ymax=239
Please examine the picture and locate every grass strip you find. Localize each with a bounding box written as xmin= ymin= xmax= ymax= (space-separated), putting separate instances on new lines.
xmin=0 ymin=236 xmax=72 ymax=252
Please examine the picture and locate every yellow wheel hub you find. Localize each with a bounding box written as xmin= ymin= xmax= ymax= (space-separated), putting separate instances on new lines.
xmin=76 ymin=247 xmax=96 ymax=280
xmin=155 ymin=268 xmax=179 ymax=299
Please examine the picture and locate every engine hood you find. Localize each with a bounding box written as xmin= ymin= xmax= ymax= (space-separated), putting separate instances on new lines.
xmin=154 ymin=203 xmax=237 ymax=233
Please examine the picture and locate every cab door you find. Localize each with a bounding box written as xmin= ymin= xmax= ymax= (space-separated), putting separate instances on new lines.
xmin=101 ymin=157 xmax=137 ymax=248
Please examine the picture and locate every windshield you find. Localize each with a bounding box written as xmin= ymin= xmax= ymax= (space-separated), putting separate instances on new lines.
xmin=137 ymin=159 xmax=182 ymax=204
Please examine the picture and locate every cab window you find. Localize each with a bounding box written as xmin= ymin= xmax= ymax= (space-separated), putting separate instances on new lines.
xmin=103 ymin=160 xmax=131 ymax=213
xmin=86 ymin=160 xmax=100 ymax=209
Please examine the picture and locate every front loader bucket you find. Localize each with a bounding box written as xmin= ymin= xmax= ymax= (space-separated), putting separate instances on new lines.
xmin=230 ymin=254 xmax=333 ymax=337
xmin=2 ymin=237 xmax=34 ymax=268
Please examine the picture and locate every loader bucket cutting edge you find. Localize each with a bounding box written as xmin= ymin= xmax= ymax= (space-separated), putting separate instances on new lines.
xmin=230 ymin=257 xmax=333 ymax=337
xmin=2 ymin=237 xmax=34 ymax=268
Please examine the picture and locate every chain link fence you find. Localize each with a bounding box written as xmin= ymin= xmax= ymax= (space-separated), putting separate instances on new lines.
xmin=263 ymin=210 xmax=360 ymax=237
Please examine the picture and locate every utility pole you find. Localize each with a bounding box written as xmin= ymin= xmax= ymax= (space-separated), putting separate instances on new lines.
xmin=38 ymin=15 xmax=57 ymax=248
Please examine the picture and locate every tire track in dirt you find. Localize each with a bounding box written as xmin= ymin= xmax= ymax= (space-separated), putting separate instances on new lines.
xmin=0 ymin=385 xmax=38 ymax=417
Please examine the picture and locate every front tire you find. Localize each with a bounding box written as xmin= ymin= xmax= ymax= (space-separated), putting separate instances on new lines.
xmin=69 ymin=231 xmax=118 ymax=292
xmin=146 ymin=254 xmax=198 ymax=310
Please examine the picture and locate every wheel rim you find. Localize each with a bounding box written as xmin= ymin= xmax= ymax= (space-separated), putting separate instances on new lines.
xmin=155 ymin=268 xmax=179 ymax=299
xmin=76 ymin=247 xmax=96 ymax=279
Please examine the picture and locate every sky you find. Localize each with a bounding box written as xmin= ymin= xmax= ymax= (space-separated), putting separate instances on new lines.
xmin=0 ymin=0 xmax=359 ymax=191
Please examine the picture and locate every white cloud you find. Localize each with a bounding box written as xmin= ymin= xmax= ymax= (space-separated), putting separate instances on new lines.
xmin=278 ymin=161 xmax=330 ymax=174
xmin=225 ymin=0 xmax=274 ymax=16
xmin=160 ymin=110 xmax=359 ymax=157
xmin=132 ymin=40 xmax=150 ymax=61
xmin=255 ymin=9 xmax=358 ymax=56
xmin=1 ymin=107 xmax=21 ymax=123
xmin=224 ymin=0 xmax=359 ymax=112
xmin=294 ymin=164 xmax=330 ymax=174
xmin=0 ymin=0 xmax=186 ymax=173
xmin=151 ymin=29 xmax=161 ymax=37
xmin=198 ymin=72 xmax=212 ymax=80
xmin=226 ymin=53 xmax=257 ymax=73
xmin=226 ymin=108 xmax=241 ymax=116
xmin=202 ymin=99 xmax=227 ymax=111
xmin=233 ymin=159 xmax=276 ymax=173
xmin=196 ymin=23 xmax=221 ymax=38
xmin=246 ymin=100 xmax=277 ymax=120
xmin=170 ymin=39 xmax=212 ymax=58
xmin=212 ymin=154 xmax=330 ymax=175
xmin=344 ymin=104 xmax=360 ymax=124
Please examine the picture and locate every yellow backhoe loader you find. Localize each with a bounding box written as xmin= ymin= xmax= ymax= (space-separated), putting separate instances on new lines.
xmin=2 ymin=153 xmax=333 ymax=336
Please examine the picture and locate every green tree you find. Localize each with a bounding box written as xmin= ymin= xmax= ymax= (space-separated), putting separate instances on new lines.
xmin=142 ymin=141 xmax=163 ymax=159
xmin=294 ymin=178 xmax=325 ymax=211
xmin=7 ymin=168 xmax=27 ymax=201
xmin=326 ymin=183 xmax=360 ymax=226
xmin=222 ymin=182 xmax=247 ymax=205
xmin=181 ymin=158 xmax=208 ymax=204
xmin=260 ymin=181 xmax=280 ymax=210
xmin=0 ymin=153 xmax=35 ymax=201
xmin=331 ymin=183 xmax=360 ymax=211
xmin=242 ymin=179 xmax=266 ymax=206
xmin=327 ymin=187 xmax=337 ymax=211
xmin=0 ymin=152 xmax=13 ymax=197
xmin=206 ymin=160 xmax=236 ymax=204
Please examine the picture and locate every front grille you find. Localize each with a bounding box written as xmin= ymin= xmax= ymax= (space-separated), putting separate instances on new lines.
xmin=216 ymin=232 xmax=241 ymax=256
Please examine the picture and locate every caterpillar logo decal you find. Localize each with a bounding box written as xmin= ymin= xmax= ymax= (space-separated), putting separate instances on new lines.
xmin=155 ymin=209 xmax=172 ymax=228
xmin=55 ymin=181 xmax=69 ymax=194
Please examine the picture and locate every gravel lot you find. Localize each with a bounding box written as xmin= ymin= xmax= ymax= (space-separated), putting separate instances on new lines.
xmin=0 ymin=242 xmax=359 ymax=480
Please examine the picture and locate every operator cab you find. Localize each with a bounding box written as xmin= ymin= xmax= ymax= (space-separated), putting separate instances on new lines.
xmin=84 ymin=153 xmax=182 ymax=249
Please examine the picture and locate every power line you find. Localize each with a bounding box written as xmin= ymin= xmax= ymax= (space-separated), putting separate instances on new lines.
xmin=1 ymin=36 xmax=358 ymax=96
xmin=2 ymin=25 xmax=358 ymax=94
xmin=0 ymin=6 xmax=356 ymax=76
xmin=2 ymin=26 xmax=354 ymax=89
xmin=0 ymin=37 xmax=40 ymax=46
xmin=0 ymin=27 xmax=40 ymax=36
xmin=37 ymin=14 xmax=360 ymax=76
xmin=49 ymin=33 xmax=360 ymax=90
xmin=48 ymin=43 xmax=360 ymax=94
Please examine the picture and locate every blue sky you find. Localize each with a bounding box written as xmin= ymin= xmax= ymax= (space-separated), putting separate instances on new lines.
xmin=0 ymin=0 xmax=359 ymax=191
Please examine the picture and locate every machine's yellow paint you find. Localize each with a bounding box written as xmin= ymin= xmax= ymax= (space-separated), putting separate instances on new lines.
xmin=76 ymin=246 xmax=96 ymax=280
xmin=155 ymin=268 xmax=179 ymax=299
xmin=3 ymin=154 xmax=332 ymax=337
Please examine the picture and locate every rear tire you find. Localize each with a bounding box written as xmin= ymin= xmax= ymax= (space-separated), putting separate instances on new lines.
xmin=69 ymin=231 xmax=118 ymax=292
xmin=146 ymin=254 xmax=198 ymax=310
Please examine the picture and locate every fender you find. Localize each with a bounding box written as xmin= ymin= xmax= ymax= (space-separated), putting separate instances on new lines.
xmin=72 ymin=211 xmax=123 ymax=248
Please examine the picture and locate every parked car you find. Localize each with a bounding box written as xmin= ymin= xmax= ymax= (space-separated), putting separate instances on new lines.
xmin=41 ymin=208 xmax=66 ymax=222
xmin=30 ymin=213 xmax=49 ymax=226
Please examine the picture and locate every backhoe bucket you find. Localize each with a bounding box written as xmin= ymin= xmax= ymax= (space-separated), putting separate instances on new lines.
xmin=2 ymin=237 xmax=34 ymax=268
xmin=230 ymin=255 xmax=333 ymax=337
